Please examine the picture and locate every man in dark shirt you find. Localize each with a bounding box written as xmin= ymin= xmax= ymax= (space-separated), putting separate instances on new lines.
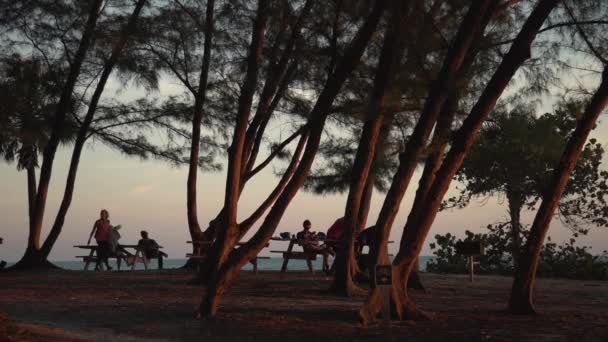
xmin=297 ymin=220 xmax=332 ymax=272
xmin=138 ymin=230 xmax=161 ymax=259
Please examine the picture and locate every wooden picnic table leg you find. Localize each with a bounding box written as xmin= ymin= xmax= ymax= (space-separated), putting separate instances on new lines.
xmin=280 ymin=240 xmax=295 ymax=273
xmin=142 ymin=250 xmax=148 ymax=270
xmin=84 ymin=248 xmax=95 ymax=271
xmin=307 ymin=257 xmax=314 ymax=274
xmin=252 ymin=258 xmax=258 ymax=274
xmin=131 ymin=249 xmax=140 ymax=271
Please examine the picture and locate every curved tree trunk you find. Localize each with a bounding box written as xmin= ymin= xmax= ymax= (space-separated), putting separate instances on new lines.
xmin=26 ymin=162 xmax=37 ymax=247
xmin=213 ymin=0 xmax=269 ymax=279
xmin=405 ymin=96 xmax=458 ymax=292
xmin=509 ymin=67 xmax=608 ymax=314
xmin=359 ymin=0 xmax=499 ymax=325
xmin=183 ymin=0 xmax=216 ymax=270
xmin=14 ymin=0 xmax=104 ymax=269
xmin=39 ymin=0 xmax=148 ymax=259
xmin=192 ymin=1 xmax=311 ymax=277
xmin=186 ymin=0 xmax=215 ymax=244
xmin=330 ymin=0 xmax=408 ymax=297
xmin=199 ymin=2 xmax=387 ymax=318
xmin=192 ymin=129 xmax=307 ymax=280
xmin=506 ymin=190 xmax=523 ymax=269
xmin=360 ymin=0 xmax=558 ymax=324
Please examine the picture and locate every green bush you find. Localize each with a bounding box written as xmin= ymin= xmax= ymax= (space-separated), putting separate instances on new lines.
xmin=427 ymin=229 xmax=608 ymax=280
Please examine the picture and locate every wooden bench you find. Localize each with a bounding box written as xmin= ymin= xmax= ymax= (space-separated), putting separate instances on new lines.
xmin=186 ymin=241 xmax=269 ymax=274
xmin=75 ymin=254 xmax=129 ymax=271
xmin=74 ymin=244 xmax=165 ymax=271
xmin=270 ymin=238 xmax=325 ymax=274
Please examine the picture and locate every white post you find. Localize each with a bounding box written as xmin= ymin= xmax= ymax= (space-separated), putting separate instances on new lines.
xmin=469 ymin=255 xmax=474 ymax=283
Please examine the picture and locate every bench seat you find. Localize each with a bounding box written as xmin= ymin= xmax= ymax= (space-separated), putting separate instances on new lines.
xmin=270 ymin=250 xmax=317 ymax=260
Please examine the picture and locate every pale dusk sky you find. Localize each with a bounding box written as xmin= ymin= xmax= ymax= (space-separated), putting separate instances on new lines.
xmin=1 ymin=112 xmax=606 ymax=262
xmin=1 ymin=64 xmax=608 ymax=263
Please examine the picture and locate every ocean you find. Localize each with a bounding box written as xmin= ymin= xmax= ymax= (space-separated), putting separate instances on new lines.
xmin=8 ymin=256 xmax=435 ymax=272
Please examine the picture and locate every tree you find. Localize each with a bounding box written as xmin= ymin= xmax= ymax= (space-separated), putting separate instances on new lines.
xmin=3 ymin=0 xmax=155 ymax=269
xmin=129 ymin=0 xmax=223 ymax=250
xmin=0 ymin=56 xmax=78 ymax=232
xmin=445 ymin=105 xmax=608 ymax=268
xmin=197 ymin=0 xmax=388 ymax=318
xmin=509 ymin=0 xmax=608 ymax=311
xmin=329 ymin=0 xmax=408 ymax=297
xmin=307 ymin=0 xmax=496 ymax=295
xmin=359 ymin=0 xmax=561 ymax=324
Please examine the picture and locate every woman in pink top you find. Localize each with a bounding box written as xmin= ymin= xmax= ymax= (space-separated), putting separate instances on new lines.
xmin=88 ymin=209 xmax=112 ymax=270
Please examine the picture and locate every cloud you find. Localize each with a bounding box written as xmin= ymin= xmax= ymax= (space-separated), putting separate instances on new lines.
xmin=130 ymin=183 xmax=154 ymax=196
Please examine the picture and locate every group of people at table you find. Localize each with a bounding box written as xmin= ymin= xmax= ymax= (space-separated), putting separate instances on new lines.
xmin=294 ymin=217 xmax=376 ymax=273
xmin=87 ymin=210 xmax=376 ymax=273
xmin=87 ymin=209 xmax=164 ymax=270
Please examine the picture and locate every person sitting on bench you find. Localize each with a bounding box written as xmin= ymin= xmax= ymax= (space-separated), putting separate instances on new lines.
xmin=325 ymin=217 xmax=346 ymax=253
xmin=296 ymin=220 xmax=333 ymax=272
xmin=137 ymin=230 xmax=167 ymax=260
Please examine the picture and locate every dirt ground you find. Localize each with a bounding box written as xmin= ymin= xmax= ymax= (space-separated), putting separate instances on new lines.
xmin=0 ymin=269 xmax=607 ymax=341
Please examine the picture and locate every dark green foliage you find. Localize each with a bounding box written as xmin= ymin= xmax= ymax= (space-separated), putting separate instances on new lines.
xmin=539 ymin=237 xmax=608 ymax=280
xmin=427 ymin=228 xmax=513 ymax=275
xmin=427 ymin=229 xmax=608 ymax=280
xmin=0 ymin=55 xmax=78 ymax=170
xmin=444 ymin=102 xmax=608 ymax=256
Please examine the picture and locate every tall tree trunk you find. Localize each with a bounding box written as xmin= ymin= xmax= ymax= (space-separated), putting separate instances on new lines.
xmin=186 ymin=0 xmax=215 ymax=244
xmin=409 ymin=97 xmax=458 ymax=292
xmin=241 ymin=0 xmax=313 ymax=178
xmin=509 ymin=67 xmax=608 ymax=314
xmin=26 ymin=162 xmax=37 ymax=248
xmin=199 ymin=2 xmax=387 ymax=318
xmin=13 ymin=0 xmax=104 ymax=269
xmin=506 ymin=190 xmax=523 ymax=269
xmin=359 ymin=0 xmax=499 ymax=325
xmin=360 ymin=0 xmax=559 ymax=325
xmin=209 ymin=0 xmax=269 ymax=280
xmin=39 ymin=0 xmax=148 ymax=259
xmin=331 ymin=0 xmax=408 ymax=297
xmin=357 ymin=173 xmax=374 ymax=234
xmin=193 ymin=127 xmax=306 ymax=280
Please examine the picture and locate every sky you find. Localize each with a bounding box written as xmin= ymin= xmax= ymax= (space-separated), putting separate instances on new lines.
xmin=1 ymin=109 xmax=607 ymax=262
xmin=1 ymin=43 xmax=608 ymax=263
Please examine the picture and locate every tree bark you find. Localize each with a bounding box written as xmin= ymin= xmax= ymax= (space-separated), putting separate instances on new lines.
xmin=509 ymin=67 xmax=608 ymax=314
xmin=186 ymin=0 xmax=215 ymax=243
xmin=209 ymin=0 xmax=270 ymax=282
xmin=241 ymin=0 xmax=313 ymax=178
xmin=330 ymin=0 xmax=409 ymax=297
xmin=361 ymin=0 xmax=558 ymax=324
xmin=507 ymin=190 xmax=523 ymax=269
xmin=408 ymin=96 xmax=458 ymax=292
xmin=360 ymin=0 xmax=498 ymax=325
xmin=199 ymin=2 xmax=387 ymax=318
xmin=15 ymin=0 xmax=104 ymax=268
xmin=26 ymin=162 xmax=37 ymax=248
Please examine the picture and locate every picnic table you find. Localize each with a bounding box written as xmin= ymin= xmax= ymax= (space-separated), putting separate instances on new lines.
xmin=186 ymin=241 xmax=269 ymax=274
xmin=270 ymin=236 xmax=331 ymax=273
xmin=270 ymin=236 xmax=394 ymax=274
xmin=74 ymin=244 xmax=165 ymax=271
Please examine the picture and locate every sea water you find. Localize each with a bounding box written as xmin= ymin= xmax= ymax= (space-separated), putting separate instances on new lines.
xmin=8 ymin=256 xmax=435 ymax=272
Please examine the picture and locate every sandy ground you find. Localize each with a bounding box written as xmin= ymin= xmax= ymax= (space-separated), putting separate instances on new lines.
xmin=0 ymin=269 xmax=607 ymax=341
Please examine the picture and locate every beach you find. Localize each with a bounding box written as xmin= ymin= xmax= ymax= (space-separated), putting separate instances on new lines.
xmin=1 ymin=269 xmax=607 ymax=341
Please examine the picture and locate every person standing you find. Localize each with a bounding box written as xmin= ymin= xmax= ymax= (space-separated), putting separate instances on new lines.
xmin=88 ymin=209 xmax=112 ymax=271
